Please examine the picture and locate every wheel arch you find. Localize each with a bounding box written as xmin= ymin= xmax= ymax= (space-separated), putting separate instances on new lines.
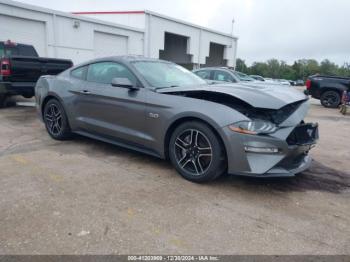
xmin=41 ymin=94 xmax=62 ymax=119
xmin=320 ymin=87 xmax=343 ymax=96
xmin=41 ymin=93 xmax=71 ymax=130
xmin=163 ymin=116 xmax=227 ymax=161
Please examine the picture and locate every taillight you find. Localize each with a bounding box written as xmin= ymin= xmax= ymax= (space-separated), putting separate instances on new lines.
xmin=0 ymin=59 xmax=11 ymax=76
xmin=305 ymin=79 xmax=311 ymax=90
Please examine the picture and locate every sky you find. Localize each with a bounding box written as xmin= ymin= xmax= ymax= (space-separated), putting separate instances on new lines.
xmin=15 ymin=0 xmax=350 ymax=66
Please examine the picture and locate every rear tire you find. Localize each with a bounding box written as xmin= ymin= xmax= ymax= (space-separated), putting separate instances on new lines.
xmin=0 ymin=95 xmax=8 ymax=108
xmin=321 ymin=90 xmax=340 ymax=108
xmin=43 ymin=99 xmax=71 ymax=140
xmin=169 ymin=121 xmax=226 ymax=183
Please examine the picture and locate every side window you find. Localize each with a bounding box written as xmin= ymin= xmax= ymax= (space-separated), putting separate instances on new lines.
xmin=71 ymin=66 xmax=88 ymax=80
xmin=17 ymin=45 xmax=38 ymax=57
xmin=214 ymin=70 xmax=234 ymax=82
xmin=87 ymin=62 xmax=138 ymax=85
xmin=195 ymin=70 xmax=211 ymax=80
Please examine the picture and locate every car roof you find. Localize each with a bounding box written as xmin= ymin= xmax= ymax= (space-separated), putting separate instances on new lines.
xmin=74 ymin=55 xmax=173 ymax=68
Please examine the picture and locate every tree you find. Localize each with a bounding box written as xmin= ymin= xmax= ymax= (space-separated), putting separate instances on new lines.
xmin=266 ymin=59 xmax=281 ymax=78
xmin=250 ymin=62 xmax=269 ymax=77
xmin=320 ymin=59 xmax=338 ymax=75
xmin=235 ymin=57 xmax=350 ymax=80
xmin=338 ymin=63 xmax=350 ymax=77
xmin=235 ymin=58 xmax=249 ymax=73
xmin=280 ymin=61 xmax=295 ymax=80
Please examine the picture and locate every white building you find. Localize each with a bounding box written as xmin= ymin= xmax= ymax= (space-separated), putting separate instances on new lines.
xmin=0 ymin=0 xmax=238 ymax=68
xmin=74 ymin=10 xmax=238 ymax=69
xmin=0 ymin=0 xmax=144 ymax=65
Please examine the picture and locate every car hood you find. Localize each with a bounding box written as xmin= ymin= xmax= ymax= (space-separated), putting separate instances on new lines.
xmin=157 ymin=83 xmax=307 ymax=110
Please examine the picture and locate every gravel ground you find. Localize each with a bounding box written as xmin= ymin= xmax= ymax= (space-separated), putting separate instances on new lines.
xmin=0 ymin=93 xmax=349 ymax=255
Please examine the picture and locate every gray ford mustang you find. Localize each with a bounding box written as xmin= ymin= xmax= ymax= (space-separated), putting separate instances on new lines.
xmin=35 ymin=56 xmax=318 ymax=182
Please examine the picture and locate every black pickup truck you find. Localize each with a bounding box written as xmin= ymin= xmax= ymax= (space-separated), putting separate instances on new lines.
xmin=0 ymin=40 xmax=73 ymax=107
xmin=306 ymin=74 xmax=350 ymax=108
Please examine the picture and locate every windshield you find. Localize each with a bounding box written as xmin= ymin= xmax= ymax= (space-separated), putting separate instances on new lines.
xmin=231 ymin=70 xmax=255 ymax=81
xmin=132 ymin=61 xmax=206 ymax=88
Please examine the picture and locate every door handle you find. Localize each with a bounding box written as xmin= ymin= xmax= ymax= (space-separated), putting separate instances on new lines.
xmin=78 ymin=90 xmax=91 ymax=95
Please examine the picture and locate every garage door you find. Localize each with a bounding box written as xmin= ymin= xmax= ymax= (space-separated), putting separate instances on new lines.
xmin=0 ymin=14 xmax=46 ymax=56
xmin=94 ymin=31 xmax=128 ymax=58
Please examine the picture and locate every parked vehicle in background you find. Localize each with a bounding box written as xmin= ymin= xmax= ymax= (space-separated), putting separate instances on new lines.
xmin=0 ymin=40 xmax=73 ymax=108
xmin=276 ymin=79 xmax=291 ymax=86
xmin=193 ymin=67 xmax=258 ymax=83
xmin=36 ymin=56 xmax=318 ymax=182
xmin=249 ymin=76 xmax=294 ymax=85
xmin=250 ymin=75 xmax=265 ymax=81
xmin=193 ymin=67 xmax=239 ymax=83
xmin=305 ymin=74 xmax=350 ymax=108
xmin=193 ymin=68 xmax=294 ymax=88
xmin=233 ymin=71 xmax=255 ymax=82
xmin=296 ymin=79 xmax=305 ymax=86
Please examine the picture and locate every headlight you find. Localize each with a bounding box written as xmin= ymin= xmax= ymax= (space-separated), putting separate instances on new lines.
xmin=229 ymin=120 xmax=277 ymax=135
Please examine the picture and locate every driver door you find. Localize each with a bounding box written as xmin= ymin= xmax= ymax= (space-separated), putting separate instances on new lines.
xmin=73 ymin=61 xmax=148 ymax=145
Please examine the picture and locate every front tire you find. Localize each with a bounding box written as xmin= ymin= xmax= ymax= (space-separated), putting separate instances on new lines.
xmin=321 ymin=90 xmax=340 ymax=108
xmin=169 ymin=121 xmax=226 ymax=183
xmin=43 ymin=99 xmax=71 ymax=140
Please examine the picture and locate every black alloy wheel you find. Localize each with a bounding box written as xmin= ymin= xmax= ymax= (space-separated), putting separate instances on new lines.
xmin=321 ymin=91 xmax=341 ymax=108
xmin=44 ymin=99 xmax=71 ymax=140
xmin=169 ymin=121 xmax=226 ymax=182
xmin=174 ymin=129 xmax=213 ymax=176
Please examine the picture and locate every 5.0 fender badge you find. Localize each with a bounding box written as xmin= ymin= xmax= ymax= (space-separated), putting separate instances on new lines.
xmin=148 ymin=112 xmax=159 ymax=119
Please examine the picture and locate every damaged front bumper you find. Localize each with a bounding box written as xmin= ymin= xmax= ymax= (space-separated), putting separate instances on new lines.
xmin=220 ymin=101 xmax=319 ymax=177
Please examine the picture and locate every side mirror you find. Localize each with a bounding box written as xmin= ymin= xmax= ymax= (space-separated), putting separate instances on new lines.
xmin=111 ymin=78 xmax=139 ymax=90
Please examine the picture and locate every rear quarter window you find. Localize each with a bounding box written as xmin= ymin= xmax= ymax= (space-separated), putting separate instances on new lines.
xmin=71 ymin=66 xmax=88 ymax=80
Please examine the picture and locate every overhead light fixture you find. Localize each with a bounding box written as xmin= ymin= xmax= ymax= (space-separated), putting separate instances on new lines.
xmin=73 ymin=20 xmax=80 ymax=29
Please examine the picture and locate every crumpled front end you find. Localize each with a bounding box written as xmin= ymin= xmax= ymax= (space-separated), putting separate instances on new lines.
xmin=221 ymin=100 xmax=319 ymax=177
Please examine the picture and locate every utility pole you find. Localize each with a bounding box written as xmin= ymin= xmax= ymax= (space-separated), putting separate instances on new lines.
xmin=231 ymin=18 xmax=235 ymax=37
xmin=230 ymin=18 xmax=236 ymax=70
